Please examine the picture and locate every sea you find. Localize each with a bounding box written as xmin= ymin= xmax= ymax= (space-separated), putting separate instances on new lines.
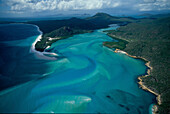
xmin=0 ymin=23 xmax=156 ymax=113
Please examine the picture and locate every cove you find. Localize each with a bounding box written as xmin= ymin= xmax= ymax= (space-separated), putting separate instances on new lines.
xmin=0 ymin=24 xmax=156 ymax=113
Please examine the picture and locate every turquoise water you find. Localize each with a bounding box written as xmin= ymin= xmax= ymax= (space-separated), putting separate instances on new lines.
xmin=0 ymin=24 xmax=156 ymax=113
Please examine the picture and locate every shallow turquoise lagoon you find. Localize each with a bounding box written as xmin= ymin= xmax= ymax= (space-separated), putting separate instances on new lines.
xmin=0 ymin=24 xmax=156 ymax=113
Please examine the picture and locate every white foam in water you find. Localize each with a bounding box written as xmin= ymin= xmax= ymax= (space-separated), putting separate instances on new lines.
xmin=30 ymin=35 xmax=58 ymax=60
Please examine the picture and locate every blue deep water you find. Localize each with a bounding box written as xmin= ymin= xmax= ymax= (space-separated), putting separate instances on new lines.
xmin=0 ymin=24 xmax=156 ymax=113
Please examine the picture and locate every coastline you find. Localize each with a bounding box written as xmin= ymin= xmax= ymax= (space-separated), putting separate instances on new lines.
xmin=32 ymin=24 xmax=161 ymax=113
xmin=114 ymin=49 xmax=160 ymax=113
xmin=30 ymin=25 xmax=58 ymax=60
xmin=104 ymin=26 xmax=162 ymax=113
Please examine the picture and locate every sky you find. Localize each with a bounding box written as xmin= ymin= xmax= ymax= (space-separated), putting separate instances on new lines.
xmin=0 ymin=0 xmax=170 ymax=17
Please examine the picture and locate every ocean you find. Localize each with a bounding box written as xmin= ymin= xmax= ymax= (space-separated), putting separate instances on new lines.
xmin=0 ymin=23 xmax=156 ymax=113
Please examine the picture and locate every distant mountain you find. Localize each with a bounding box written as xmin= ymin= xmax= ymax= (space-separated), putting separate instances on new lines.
xmin=139 ymin=13 xmax=153 ymax=17
xmin=28 ymin=17 xmax=95 ymax=33
xmin=28 ymin=12 xmax=137 ymax=34
xmin=150 ymin=13 xmax=170 ymax=18
xmin=86 ymin=13 xmax=120 ymax=27
xmin=68 ymin=13 xmax=91 ymax=18
xmin=138 ymin=13 xmax=170 ymax=19
xmin=27 ymin=12 xmax=137 ymax=51
xmin=86 ymin=12 xmax=119 ymax=20
xmin=87 ymin=13 xmax=138 ymax=27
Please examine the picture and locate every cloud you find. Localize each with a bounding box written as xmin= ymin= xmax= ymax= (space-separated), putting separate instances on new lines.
xmin=137 ymin=0 xmax=170 ymax=11
xmin=1 ymin=0 xmax=170 ymax=14
xmin=3 ymin=0 xmax=121 ymax=12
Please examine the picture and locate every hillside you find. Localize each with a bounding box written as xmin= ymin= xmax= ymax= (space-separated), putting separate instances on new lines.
xmin=104 ymin=17 xmax=170 ymax=113
xmin=85 ymin=13 xmax=121 ymax=28
xmin=27 ymin=13 xmax=136 ymax=34
xmin=28 ymin=17 xmax=95 ymax=34
xmin=86 ymin=12 xmax=137 ymax=25
xmin=29 ymin=13 xmax=136 ymax=51
xmin=35 ymin=26 xmax=92 ymax=51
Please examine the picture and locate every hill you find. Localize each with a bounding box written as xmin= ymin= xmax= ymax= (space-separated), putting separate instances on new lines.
xmin=28 ymin=17 xmax=95 ymax=34
xmin=35 ymin=26 xmax=92 ymax=52
xmin=86 ymin=12 xmax=137 ymax=25
xmin=28 ymin=12 xmax=136 ymax=51
xmin=28 ymin=12 xmax=136 ymax=34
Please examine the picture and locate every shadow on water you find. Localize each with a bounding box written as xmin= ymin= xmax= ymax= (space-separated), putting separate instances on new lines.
xmin=0 ymin=23 xmax=47 ymax=90
xmin=0 ymin=44 xmax=59 ymax=91
xmin=0 ymin=24 xmax=40 ymax=41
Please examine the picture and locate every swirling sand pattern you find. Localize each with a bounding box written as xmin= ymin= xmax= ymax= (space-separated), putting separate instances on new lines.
xmin=0 ymin=24 xmax=156 ymax=113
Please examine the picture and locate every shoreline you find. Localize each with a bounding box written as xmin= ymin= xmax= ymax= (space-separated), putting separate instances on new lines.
xmin=114 ymin=49 xmax=161 ymax=113
xmin=0 ymin=23 xmax=57 ymax=60
xmin=104 ymin=27 xmax=161 ymax=113
xmin=32 ymin=24 xmax=161 ymax=112
xmin=30 ymin=25 xmax=58 ymax=60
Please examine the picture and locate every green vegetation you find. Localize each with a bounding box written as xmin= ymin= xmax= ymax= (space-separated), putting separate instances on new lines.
xmin=103 ymin=33 xmax=129 ymax=50
xmin=28 ymin=13 xmax=170 ymax=113
xmin=19 ymin=13 xmax=170 ymax=113
xmin=27 ymin=17 xmax=96 ymax=34
xmin=103 ymin=41 xmax=126 ymax=50
xmin=86 ymin=12 xmax=137 ymax=23
xmin=28 ymin=13 xmax=136 ymax=51
xmin=104 ymin=17 xmax=170 ymax=113
xmin=35 ymin=26 xmax=92 ymax=51
xmin=1 ymin=12 xmax=169 ymax=113
xmin=28 ymin=13 xmax=137 ymax=34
